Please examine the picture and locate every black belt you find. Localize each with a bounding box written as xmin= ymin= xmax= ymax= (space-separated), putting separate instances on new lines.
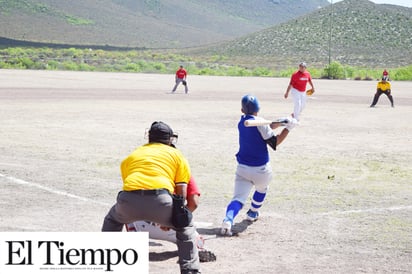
xmin=131 ymin=189 xmax=169 ymax=195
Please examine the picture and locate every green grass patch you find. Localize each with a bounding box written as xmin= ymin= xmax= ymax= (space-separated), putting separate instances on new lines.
xmin=0 ymin=47 xmax=411 ymax=80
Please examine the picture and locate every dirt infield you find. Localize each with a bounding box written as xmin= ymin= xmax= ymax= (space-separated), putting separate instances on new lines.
xmin=0 ymin=69 xmax=411 ymax=273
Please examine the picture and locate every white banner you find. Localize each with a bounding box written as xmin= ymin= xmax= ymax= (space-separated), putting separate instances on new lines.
xmin=0 ymin=232 xmax=148 ymax=273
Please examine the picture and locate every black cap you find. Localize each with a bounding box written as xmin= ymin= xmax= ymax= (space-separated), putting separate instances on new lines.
xmin=148 ymin=121 xmax=175 ymax=144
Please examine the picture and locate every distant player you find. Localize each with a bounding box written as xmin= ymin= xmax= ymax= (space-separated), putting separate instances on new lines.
xmin=382 ymin=69 xmax=389 ymax=80
xmin=172 ymin=65 xmax=188 ymax=94
xmin=370 ymin=76 xmax=394 ymax=108
xmin=284 ymin=62 xmax=315 ymax=121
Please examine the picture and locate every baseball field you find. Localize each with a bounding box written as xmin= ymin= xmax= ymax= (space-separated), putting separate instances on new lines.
xmin=0 ymin=69 xmax=411 ymax=273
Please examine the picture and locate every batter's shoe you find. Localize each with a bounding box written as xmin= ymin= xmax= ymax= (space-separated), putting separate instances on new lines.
xmin=220 ymin=219 xmax=232 ymax=236
xmin=181 ymin=270 xmax=200 ymax=274
xmin=246 ymin=209 xmax=259 ymax=222
xmin=199 ymin=249 xmax=217 ymax=262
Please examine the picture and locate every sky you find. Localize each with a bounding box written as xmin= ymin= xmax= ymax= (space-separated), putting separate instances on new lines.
xmin=329 ymin=0 xmax=412 ymax=7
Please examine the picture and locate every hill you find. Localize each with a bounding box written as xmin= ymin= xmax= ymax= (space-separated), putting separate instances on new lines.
xmin=185 ymin=0 xmax=412 ymax=69
xmin=0 ymin=0 xmax=328 ymax=48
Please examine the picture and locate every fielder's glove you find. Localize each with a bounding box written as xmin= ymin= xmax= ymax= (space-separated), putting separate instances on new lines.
xmin=182 ymin=80 xmax=187 ymax=86
xmin=306 ymin=88 xmax=314 ymax=96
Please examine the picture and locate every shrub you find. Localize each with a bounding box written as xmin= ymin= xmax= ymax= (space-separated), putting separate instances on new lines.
xmin=124 ymin=63 xmax=140 ymax=72
xmin=252 ymin=67 xmax=273 ymax=76
xmin=153 ymin=62 xmax=166 ymax=72
xmin=323 ymin=61 xmax=345 ymax=79
xmin=278 ymin=68 xmax=295 ymax=78
xmin=47 ymin=60 xmax=59 ymax=70
xmin=78 ymin=63 xmax=95 ymax=71
xmin=62 ymin=61 xmax=78 ymax=70
xmin=392 ymin=66 xmax=412 ymax=80
xmin=18 ymin=57 xmax=35 ymax=69
xmin=198 ymin=68 xmax=214 ymax=75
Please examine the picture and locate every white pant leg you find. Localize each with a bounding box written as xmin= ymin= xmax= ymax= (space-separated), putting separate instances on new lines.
xmin=130 ymin=221 xmax=178 ymax=243
xmin=291 ymin=88 xmax=306 ymax=120
xmin=232 ymin=163 xmax=272 ymax=204
xmin=232 ymin=166 xmax=255 ymax=204
xmin=128 ymin=221 xmax=205 ymax=248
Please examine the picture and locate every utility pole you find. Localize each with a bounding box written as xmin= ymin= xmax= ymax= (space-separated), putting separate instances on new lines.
xmin=328 ymin=0 xmax=333 ymax=78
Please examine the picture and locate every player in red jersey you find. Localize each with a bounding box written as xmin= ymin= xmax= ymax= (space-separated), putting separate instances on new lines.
xmin=172 ymin=65 xmax=189 ymax=93
xmin=284 ymin=62 xmax=315 ymax=121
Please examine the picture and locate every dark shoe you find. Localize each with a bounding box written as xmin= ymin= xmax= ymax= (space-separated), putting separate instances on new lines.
xmin=246 ymin=209 xmax=259 ymax=222
xmin=199 ymin=249 xmax=216 ymax=262
xmin=181 ymin=270 xmax=201 ymax=274
xmin=370 ymin=105 xmax=375 ymax=108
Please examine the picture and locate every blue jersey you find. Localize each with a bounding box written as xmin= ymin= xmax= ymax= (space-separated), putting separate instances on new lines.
xmin=236 ymin=115 xmax=274 ymax=166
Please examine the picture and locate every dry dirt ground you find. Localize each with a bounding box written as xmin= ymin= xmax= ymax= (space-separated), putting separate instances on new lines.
xmin=0 ymin=69 xmax=411 ymax=274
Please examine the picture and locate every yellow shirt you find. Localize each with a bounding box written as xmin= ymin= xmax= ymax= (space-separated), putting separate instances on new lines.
xmin=121 ymin=143 xmax=191 ymax=193
xmin=377 ymin=81 xmax=391 ymax=91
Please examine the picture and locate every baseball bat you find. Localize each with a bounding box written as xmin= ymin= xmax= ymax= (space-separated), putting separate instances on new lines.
xmin=244 ymin=118 xmax=288 ymax=127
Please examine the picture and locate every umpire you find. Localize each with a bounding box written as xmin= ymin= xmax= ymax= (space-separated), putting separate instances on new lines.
xmin=102 ymin=121 xmax=200 ymax=274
